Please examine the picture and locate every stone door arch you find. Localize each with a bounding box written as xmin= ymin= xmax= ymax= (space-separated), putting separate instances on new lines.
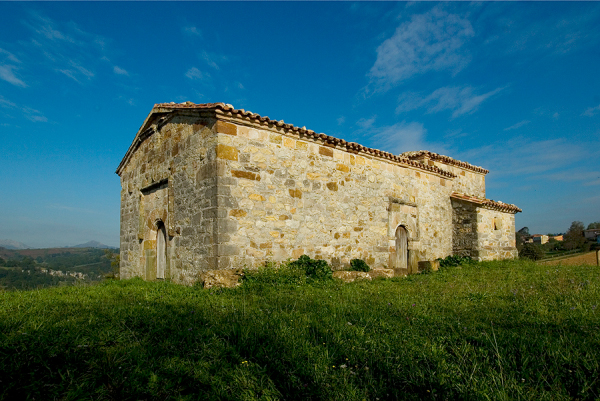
xmin=395 ymin=225 xmax=409 ymax=270
xmin=156 ymin=221 xmax=167 ymax=279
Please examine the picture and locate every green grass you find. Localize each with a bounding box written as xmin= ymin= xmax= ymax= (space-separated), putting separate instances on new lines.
xmin=1 ymin=260 xmax=599 ymax=400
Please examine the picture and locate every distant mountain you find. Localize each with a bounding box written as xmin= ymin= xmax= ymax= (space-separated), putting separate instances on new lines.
xmin=0 ymin=239 xmax=30 ymax=250
xmin=71 ymin=241 xmax=115 ymax=249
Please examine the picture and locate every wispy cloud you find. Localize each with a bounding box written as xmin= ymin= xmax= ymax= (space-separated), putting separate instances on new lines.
xmin=0 ymin=95 xmax=47 ymax=122
xmin=200 ymin=50 xmax=227 ymax=71
xmin=337 ymin=116 xmax=346 ymax=125
xmin=367 ymin=7 xmax=474 ymax=92
xmin=582 ymin=104 xmax=600 ymax=117
xmin=504 ymin=120 xmax=530 ymax=131
xmin=113 ymin=66 xmax=128 ymax=76
xmin=360 ymin=120 xmax=447 ymax=155
xmin=0 ymin=48 xmax=26 ymax=87
xmin=356 ymin=116 xmax=377 ymax=129
xmin=182 ymin=26 xmax=202 ymax=37
xmin=457 ymin=137 xmax=588 ymax=178
xmin=185 ymin=67 xmax=211 ymax=81
xmin=17 ymin=11 xmax=117 ymax=84
xmin=397 ymin=86 xmax=503 ymax=118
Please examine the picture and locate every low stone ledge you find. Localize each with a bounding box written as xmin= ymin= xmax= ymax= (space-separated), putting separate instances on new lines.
xmin=332 ymin=271 xmax=371 ymax=283
xmin=200 ymin=269 xmax=244 ymax=289
xmin=369 ymin=268 xmax=395 ymax=279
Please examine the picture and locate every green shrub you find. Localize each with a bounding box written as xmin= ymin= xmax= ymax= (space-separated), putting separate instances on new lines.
xmin=350 ymin=258 xmax=370 ymax=272
xmin=520 ymin=243 xmax=545 ymax=260
xmin=438 ymin=255 xmax=474 ymax=268
xmin=289 ymin=255 xmax=332 ymax=280
xmin=243 ymin=260 xmax=306 ymax=287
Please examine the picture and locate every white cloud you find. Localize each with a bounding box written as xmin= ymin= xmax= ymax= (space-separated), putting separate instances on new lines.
xmin=183 ymin=26 xmax=202 ymax=37
xmin=0 ymin=95 xmax=47 ymax=123
xmin=356 ymin=116 xmax=376 ymax=129
xmin=372 ymin=121 xmax=428 ymax=154
xmin=504 ymin=120 xmax=531 ymax=131
xmin=457 ymin=137 xmax=587 ymax=178
xmin=17 ymin=12 xmax=116 ymax=84
xmin=201 ymin=51 xmax=226 ymax=70
xmin=368 ymin=7 xmax=474 ymax=91
xmin=185 ymin=67 xmax=211 ymax=81
xmin=0 ymin=49 xmax=26 ymax=87
xmin=0 ymin=65 xmax=26 ymax=87
xmin=582 ymin=104 xmax=600 ymax=117
xmin=337 ymin=116 xmax=346 ymax=125
xmin=113 ymin=66 xmax=128 ymax=76
xmin=397 ymin=86 xmax=503 ymax=118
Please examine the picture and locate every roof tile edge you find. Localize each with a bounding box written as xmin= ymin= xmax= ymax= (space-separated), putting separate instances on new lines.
xmin=401 ymin=150 xmax=489 ymax=175
xmin=450 ymin=192 xmax=521 ymax=214
xmin=151 ymin=102 xmax=457 ymax=179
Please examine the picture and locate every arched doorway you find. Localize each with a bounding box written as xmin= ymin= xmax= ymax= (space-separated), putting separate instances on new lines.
xmin=395 ymin=225 xmax=408 ymax=270
xmin=156 ymin=221 xmax=166 ymax=279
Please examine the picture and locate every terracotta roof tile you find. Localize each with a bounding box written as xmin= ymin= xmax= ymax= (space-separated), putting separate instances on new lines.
xmin=401 ymin=150 xmax=489 ymax=174
xmin=450 ymin=192 xmax=521 ymax=213
xmin=152 ymin=102 xmax=458 ymax=179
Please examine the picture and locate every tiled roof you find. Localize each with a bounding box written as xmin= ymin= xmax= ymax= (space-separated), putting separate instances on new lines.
xmin=401 ymin=150 xmax=489 ymax=174
xmin=450 ymin=192 xmax=521 ymax=213
xmin=151 ymin=102 xmax=457 ymax=178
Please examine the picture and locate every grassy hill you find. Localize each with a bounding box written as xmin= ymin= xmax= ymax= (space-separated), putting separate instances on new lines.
xmin=1 ymin=259 xmax=599 ymax=400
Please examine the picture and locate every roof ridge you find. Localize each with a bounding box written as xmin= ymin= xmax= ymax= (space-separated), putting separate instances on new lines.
xmin=152 ymin=102 xmax=458 ymax=179
xmin=401 ymin=150 xmax=489 ymax=174
xmin=450 ymin=192 xmax=521 ymax=213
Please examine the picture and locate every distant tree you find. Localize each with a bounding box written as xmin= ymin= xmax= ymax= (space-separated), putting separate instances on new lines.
xmin=587 ymin=221 xmax=600 ymax=229
xmin=0 ymin=257 xmax=4 ymax=266
xmin=564 ymin=221 xmax=586 ymax=250
xmin=103 ymin=249 xmax=120 ymax=279
xmin=516 ymin=227 xmax=530 ymax=251
xmin=518 ymin=227 xmax=530 ymax=236
xmin=520 ymin=243 xmax=545 ymax=260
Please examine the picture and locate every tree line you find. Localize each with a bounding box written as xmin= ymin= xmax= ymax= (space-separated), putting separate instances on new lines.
xmin=517 ymin=220 xmax=599 ymax=260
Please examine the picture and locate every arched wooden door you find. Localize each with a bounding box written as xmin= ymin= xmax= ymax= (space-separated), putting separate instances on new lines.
xmin=395 ymin=226 xmax=408 ymax=270
xmin=156 ymin=222 xmax=166 ymax=279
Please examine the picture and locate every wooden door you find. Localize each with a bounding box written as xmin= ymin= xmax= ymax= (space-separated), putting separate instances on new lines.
xmin=395 ymin=226 xmax=408 ymax=269
xmin=156 ymin=223 xmax=166 ymax=279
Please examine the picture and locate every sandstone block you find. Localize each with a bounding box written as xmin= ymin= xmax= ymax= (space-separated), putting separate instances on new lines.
xmin=332 ymin=271 xmax=371 ymax=283
xmin=319 ymin=146 xmax=333 ymax=157
xmin=216 ymin=144 xmax=238 ymax=161
xmin=232 ymin=170 xmax=260 ymax=181
xmin=200 ymin=269 xmax=244 ymax=289
xmin=289 ymin=189 xmax=302 ymax=199
xmin=369 ymin=268 xmax=395 ymax=279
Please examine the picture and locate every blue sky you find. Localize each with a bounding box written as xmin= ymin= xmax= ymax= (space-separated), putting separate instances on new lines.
xmin=1 ymin=2 xmax=599 ymax=248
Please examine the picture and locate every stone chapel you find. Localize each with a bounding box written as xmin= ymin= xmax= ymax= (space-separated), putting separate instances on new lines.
xmin=117 ymin=102 xmax=521 ymax=284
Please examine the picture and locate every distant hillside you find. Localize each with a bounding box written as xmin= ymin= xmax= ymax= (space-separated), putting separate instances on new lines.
xmin=0 ymin=239 xmax=30 ymax=250
xmin=71 ymin=241 xmax=115 ymax=249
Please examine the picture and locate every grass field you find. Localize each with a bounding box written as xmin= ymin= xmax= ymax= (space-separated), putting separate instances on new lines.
xmin=1 ymin=259 xmax=599 ymax=400
xmin=540 ymin=251 xmax=599 ymax=266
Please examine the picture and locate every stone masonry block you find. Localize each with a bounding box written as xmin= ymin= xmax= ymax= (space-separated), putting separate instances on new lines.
xmin=216 ymin=121 xmax=237 ymax=136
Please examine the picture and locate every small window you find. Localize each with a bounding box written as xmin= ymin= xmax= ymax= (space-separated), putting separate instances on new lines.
xmin=493 ymin=217 xmax=501 ymax=231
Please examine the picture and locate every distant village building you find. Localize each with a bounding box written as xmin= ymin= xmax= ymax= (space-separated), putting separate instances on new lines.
xmin=532 ymin=234 xmax=549 ymax=245
xmin=584 ymin=229 xmax=600 ymax=241
xmin=552 ymin=235 xmax=563 ymax=242
xmin=117 ymin=102 xmax=521 ymax=285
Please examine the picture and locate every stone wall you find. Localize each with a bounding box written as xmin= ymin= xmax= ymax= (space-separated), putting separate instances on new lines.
xmin=451 ymin=199 xmax=479 ymax=258
xmin=476 ymin=208 xmax=518 ymax=260
xmin=211 ymin=121 xmax=455 ymax=272
xmin=119 ymin=113 xmax=221 ymax=285
xmin=118 ymin=105 xmax=519 ymax=284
